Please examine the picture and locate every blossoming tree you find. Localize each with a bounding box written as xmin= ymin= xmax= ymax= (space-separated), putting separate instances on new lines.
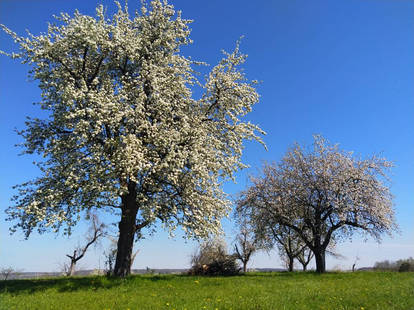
xmin=1 ymin=0 xmax=264 ymax=277
xmin=237 ymin=136 xmax=397 ymax=273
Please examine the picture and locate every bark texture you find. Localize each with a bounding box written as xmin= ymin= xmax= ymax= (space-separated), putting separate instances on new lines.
xmin=314 ymin=248 xmax=326 ymax=273
xmin=114 ymin=183 xmax=138 ymax=277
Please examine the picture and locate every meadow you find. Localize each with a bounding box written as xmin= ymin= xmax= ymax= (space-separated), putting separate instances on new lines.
xmin=0 ymin=271 xmax=413 ymax=310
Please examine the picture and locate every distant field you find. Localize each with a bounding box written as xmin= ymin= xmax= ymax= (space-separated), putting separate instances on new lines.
xmin=0 ymin=272 xmax=413 ymax=310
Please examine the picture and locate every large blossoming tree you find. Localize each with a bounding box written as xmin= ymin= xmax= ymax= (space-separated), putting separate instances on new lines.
xmin=1 ymin=0 xmax=264 ymax=277
xmin=237 ymin=136 xmax=397 ymax=273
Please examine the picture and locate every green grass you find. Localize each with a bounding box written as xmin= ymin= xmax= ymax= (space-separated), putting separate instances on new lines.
xmin=0 ymin=272 xmax=413 ymax=310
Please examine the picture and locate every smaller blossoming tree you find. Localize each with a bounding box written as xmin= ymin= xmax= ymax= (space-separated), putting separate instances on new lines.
xmin=237 ymin=135 xmax=397 ymax=273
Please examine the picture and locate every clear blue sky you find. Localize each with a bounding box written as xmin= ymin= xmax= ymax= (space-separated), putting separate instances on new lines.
xmin=1 ymin=0 xmax=413 ymax=272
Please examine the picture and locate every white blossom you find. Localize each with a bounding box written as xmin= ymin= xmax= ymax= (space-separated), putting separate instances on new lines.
xmin=1 ymin=1 xmax=264 ymax=244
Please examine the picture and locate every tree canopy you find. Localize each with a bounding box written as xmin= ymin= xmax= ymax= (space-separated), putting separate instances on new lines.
xmin=1 ymin=0 xmax=264 ymax=276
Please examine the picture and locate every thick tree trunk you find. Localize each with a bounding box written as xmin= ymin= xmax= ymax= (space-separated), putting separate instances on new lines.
xmin=314 ymin=248 xmax=326 ymax=273
xmin=243 ymin=261 xmax=247 ymax=273
xmin=114 ymin=183 xmax=138 ymax=277
xmin=288 ymin=257 xmax=294 ymax=272
xmin=113 ymin=207 xmax=138 ymax=277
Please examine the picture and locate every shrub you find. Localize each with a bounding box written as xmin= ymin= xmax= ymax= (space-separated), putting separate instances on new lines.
xmin=189 ymin=238 xmax=240 ymax=276
xmin=398 ymin=262 xmax=410 ymax=272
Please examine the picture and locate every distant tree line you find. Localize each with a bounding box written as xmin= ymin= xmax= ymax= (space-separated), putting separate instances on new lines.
xmin=374 ymin=258 xmax=414 ymax=272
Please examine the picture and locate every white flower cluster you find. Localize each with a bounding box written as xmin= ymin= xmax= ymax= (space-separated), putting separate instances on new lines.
xmin=2 ymin=0 xmax=264 ymax=239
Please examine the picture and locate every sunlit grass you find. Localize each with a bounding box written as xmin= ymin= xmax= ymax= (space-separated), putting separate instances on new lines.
xmin=0 ymin=271 xmax=413 ymax=310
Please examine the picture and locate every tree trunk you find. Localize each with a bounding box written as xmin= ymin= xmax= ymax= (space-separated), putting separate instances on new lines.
xmin=114 ymin=184 xmax=138 ymax=277
xmin=68 ymin=260 xmax=76 ymax=276
xmin=243 ymin=261 xmax=247 ymax=273
xmin=288 ymin=257 xmax=294 ymax=272
xmin=314 ymin=248 xmax=326 ymax=273
xmin=302 ymin=263 xmax=307 ymax=271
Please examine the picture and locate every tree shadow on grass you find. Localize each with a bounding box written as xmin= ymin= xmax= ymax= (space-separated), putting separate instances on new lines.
xmin=0 ymin=276 xmax=127 ymax=295
xmin=0 ymin=274 xmax=191 ymax=295
xmin=143 ymin=274 xmax=182 ymax=282
xmin=241 ymin=271 xmax=319 ymax=278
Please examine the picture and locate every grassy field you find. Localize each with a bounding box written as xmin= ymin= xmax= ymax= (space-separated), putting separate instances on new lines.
xmin=0 ymin=272 xmax=413 ymax=310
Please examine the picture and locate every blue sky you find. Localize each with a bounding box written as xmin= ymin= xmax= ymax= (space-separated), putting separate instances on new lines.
xmin=0 ymin=0 xmax=413 ymax=272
